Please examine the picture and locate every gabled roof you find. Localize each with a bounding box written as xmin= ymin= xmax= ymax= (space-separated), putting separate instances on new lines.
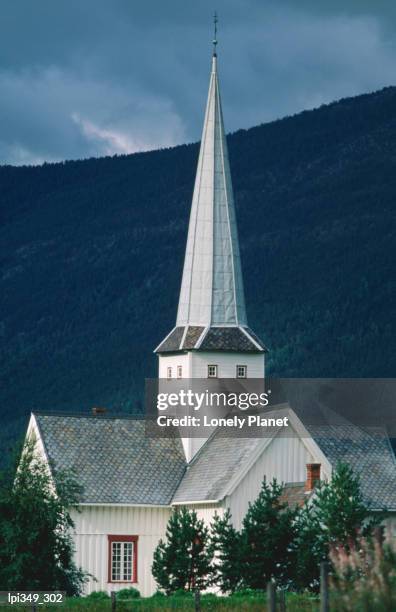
xmin=172 ymin=429 xmax=271 ymax=504
xmin=33 ymin=413 xmax=186 ymax=506
xmin=29 ymin=402 xmax=396 ymax=510
xmin=172 ymin=404 xmax=396 ymax=510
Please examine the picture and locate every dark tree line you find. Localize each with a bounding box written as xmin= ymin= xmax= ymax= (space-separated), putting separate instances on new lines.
xmin=1 ymin=85 xmax=396 ymax=463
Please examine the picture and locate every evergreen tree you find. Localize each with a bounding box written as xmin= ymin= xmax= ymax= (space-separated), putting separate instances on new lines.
xmin=290 ymin=502 xmax=325 ymax=591
xmin=241 ymin=478 xmax=297 ymax=589
xmin=313 ymin=462 xmax=380 ymax=548
xmin=211 ymin=510 xmax=242 ymax=593
xmin=152 ymin=506 xmax=213 ymax=594
xmin=290 ymin=462 xmax=381 ymax=591
xmin=0 ymin=439 xmax=87 ymax=594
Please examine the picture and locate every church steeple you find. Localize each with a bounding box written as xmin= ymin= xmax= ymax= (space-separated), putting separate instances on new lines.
xmin=155 ymin=20 xmax=266 ymax=356
xmin=176 ymin=36 xmax=247 ymax=328
xmin=155 ymin=21 xmax=266 ymax=459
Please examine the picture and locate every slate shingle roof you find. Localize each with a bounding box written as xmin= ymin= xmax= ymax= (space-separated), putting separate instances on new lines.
xmin=244 ymin=328 xmax=267 ymax=349
xmin=279 ymin=483 xmax=307 ymax=508
xmin=155 ymin=326 xmax=185 ymax=353
xmin=173 ymin=405 xmax=396 ymax=509
xmin=199 ymin=327 xmax=265 ymax=352
xmin=34 ymin=414 xmax=186 ymax=505
xmin=307 ymin=424 xmax=396 ymax=510
xmin=172 ymin=428 xmax=266 ymax=503
xmin=155 ymin=325 xmax=266 ymax=353
xmin=33 ymin=404 xmax=396 ymax=510
xmin=183 ymin=326 xmax=205 ymax=349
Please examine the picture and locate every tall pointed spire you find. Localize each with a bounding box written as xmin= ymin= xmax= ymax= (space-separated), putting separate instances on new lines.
xmin=155 ymin=19 xmax=266 ymax=356
xmin=176 ymin=24 xmax=247 ymax=327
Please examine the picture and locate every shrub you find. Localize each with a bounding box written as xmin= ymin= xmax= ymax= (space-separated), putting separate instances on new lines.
xmin=151 ymin=590 xmax=166 ymax=598
xmin=116 ymin=586 xmax=140 ymax=599
xmin=330 ymin=533 xmax=396 ymax=611
xmin=85 ymin=590 xmax=110 ymax=600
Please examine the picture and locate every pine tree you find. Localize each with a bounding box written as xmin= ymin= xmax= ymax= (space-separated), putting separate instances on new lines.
xmin=290 ymin=462 xmax=381 ymax=591
xmin=211 ymin=510 xmax=242 ymax=593
xmin=0 ymin=439 xmax=87 ymax=594
xmin=313 ymin=462 xmax=380 ymax=548
xmin=152 ymin=506 xmax=213 ymax=594
xmin=241 ymin=478 xmax=297 ymax=589
xmin=290 ymin=502 xmax=325 ymax=591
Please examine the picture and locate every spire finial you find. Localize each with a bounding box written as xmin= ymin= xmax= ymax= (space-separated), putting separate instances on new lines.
xmin=213 ymin=11 xmax=218 ymax=56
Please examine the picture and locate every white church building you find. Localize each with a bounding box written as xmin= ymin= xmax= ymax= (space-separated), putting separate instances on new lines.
xmin=26 ymin=40 xmax=396 ymax=596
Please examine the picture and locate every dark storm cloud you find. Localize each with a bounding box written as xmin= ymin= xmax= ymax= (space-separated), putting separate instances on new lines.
xmin=0 ymin=0 xmax=395 ymax=164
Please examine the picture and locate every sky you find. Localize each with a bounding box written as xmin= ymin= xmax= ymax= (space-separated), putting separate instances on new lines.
xmin=1 ymin=0 xmax=396 ymax=165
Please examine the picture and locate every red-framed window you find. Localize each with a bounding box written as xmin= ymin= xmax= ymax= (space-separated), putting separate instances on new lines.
xmin=107 ymin=535 xmax=138 ymax=583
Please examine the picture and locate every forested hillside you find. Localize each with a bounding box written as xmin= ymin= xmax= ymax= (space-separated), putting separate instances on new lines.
xmin=1 ymin=86 xmax=396 ymax=455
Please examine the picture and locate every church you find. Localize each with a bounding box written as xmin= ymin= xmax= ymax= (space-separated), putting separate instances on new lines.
xmin=25 ymin=38 xmax=396 ymax=596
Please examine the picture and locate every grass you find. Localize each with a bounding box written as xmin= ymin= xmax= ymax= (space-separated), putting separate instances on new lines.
xmin=5 ymin=591 xmax=320 ymax=611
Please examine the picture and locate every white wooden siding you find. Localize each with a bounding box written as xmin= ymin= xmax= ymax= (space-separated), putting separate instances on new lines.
xmin=72 ymin=505 xmax=171 ymax=597
xmin=158 ymin=351 xmax=265 ymax=461
xmin=191 ymin=352 xmax=264 ymax=379
xmin=225 ymin=434 xmax=325 ymax=529
xmin=158 ymin=351 xmax=264 ymax=379
xmin=158 ymin=353 xmax=191 ymax=379
xmin=185 ymin=503 xmax=225 ymax=526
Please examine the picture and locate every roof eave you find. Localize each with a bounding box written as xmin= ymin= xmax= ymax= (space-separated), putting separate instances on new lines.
xmin=171 ymin=499 xmax=220 ymax=506
xmin=79 ymin=502 xmax=171 ymax=509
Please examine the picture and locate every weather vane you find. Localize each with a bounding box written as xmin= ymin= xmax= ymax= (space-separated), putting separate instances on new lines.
xmin=213 ymin=11 xmax=218 ymax=56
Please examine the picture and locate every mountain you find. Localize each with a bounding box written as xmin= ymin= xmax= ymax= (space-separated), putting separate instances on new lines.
xmin=1 ymin=86 xmax=396 ymax=457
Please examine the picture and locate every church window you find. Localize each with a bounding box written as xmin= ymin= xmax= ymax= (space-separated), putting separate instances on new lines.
xmin=236 ymin=365 xmax=247 ymax=378
xmin=208 ymin=364 xmax=218 ymax=378
xmin=167 ymin=367 xmax=172 ymax=379
xmin=108 ymin=535 xmax=138 ymax=583
xmin=177 ymin=365 xmax=182 ymax=378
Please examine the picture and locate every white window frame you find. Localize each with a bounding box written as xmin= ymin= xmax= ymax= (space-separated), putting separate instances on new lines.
xmin=167 ymin=367 xmax=172 ymax=380
xmin=236 ymin=365 xmax=247 ymax=379
xmin=207 ymin=364 xmax=218 ymax=378
xmin=177 ymin=365 xmax=182 ymax=379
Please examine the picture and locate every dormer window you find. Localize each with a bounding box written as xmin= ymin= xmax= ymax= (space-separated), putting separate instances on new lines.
xmin=167 ymin=367 xmax=172 ymax=380
xmin=236 ymin=365 xmax=247 ymax=378
xmin=177 ymin=366 xmax=182 ymax=379
xmin=208 ymin=365 xmax=218 ymax=378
